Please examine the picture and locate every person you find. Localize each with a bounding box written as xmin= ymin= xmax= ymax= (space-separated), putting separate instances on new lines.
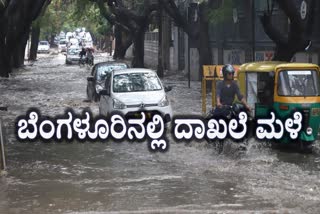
xmin=79 ymin=48 xmax=86 ymax=62
xmin=86 ymin=48 xmax=94 ymax=65
xmin=216 ymin=64 xmax=251 ymax=112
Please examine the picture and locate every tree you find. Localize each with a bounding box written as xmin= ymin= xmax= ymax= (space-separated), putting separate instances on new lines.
xmin=29 ymin=2 xmax=51 ymax=61
xmin=0 ymin=0 xmax=50 ymax=77
xmin=160 ymin=0 xmax=215 ymax=77
xmin=94 ymin=0 xmax=133 ymax=59
xmin=260 ymin=0 xmax=316 ymax=61
xmin=94 ymin=0 xmax=158 ymax=67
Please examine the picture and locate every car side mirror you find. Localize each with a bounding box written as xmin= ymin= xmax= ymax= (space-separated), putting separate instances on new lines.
xmin=99 ymin=89 xmax=110 ymax=96
xmin=164 ymin=86 xmax=172 ymax=92
xmin=87 ymin=76 xmax=94 ymax=81
xmin=63 ymin=53 xmax=67 ymax=56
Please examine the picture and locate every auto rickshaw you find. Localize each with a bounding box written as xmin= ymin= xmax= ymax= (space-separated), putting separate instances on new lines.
xmin=237 ymin=61 xmax=320 ymax=150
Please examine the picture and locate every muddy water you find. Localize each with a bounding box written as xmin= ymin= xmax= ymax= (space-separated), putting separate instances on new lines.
xmin=0 ymin=53 xmax=320 ymax=213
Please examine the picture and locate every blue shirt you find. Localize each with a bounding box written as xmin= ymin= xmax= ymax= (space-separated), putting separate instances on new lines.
xmin=216 ymin=80 xmax=244 ymax=106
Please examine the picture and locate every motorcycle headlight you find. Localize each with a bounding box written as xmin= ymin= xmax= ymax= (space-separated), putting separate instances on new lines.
xmin=158 ymin=95 xmax=169 ymax=107
xmin=306 ymin=127 xmax=313 ymax=135
xmin=113 ymin=98 xmax=126 ymax=109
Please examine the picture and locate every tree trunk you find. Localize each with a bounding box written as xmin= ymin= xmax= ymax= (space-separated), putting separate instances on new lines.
xmin=109 ymin=36 xmax=113 ymax=56
xmin=198 ymin=4 xmax=212 ymax=78
xmin=157 ymin=6 xmax=164 ymax=78
xmin=13 ymin=30 xmax=29 ymax=68
xmin=29 ymin=24 xmax=40 ymax=61
xmin=0 ymin=20 xmax=10 ymax=77
xmin=0 ymin=40 xmax=10 ymax=76
xmin=113 ymin=24 xmax=124 ymax=59
xmin=50 ymin=34 xmax=55 ymax=47
xmin=131 ymin=30 xmax=145 ymax=68
xmin=273 ymin=45 xmax=296 ymax=61
xmin=113 ymin=25 xmax=132 ymax=60
xmin=260 ymin=0 xmax=315 ymax=62
xmin=0 ymin=0 xmax=50 ymax=77
xmin=163 ymin=14 xmax=170 ymax=70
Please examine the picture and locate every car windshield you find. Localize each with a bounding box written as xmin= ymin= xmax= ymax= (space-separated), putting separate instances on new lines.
xmin=278 ymin=70 xmax=320 ymax=96
xmin=59 ymin=40 xmax=67 ymax=45
xmin=67 ymin=49 xmax=80 ymax=55
xmin=39 ymin=41 xmax=48 ymax=45
xmin=113 ymin=72 xmax=162 ymax=93
xmin=96 ymin=64 xmax=127 ymax=81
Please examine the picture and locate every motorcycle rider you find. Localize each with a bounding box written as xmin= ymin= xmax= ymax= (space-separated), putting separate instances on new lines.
xmin=216 ymin=64 xmax=251 ymax=112
xmin=86 ymin=48 xmax=94 ymax=65
xmin=79 ymin=47 xmax=86 ymax=64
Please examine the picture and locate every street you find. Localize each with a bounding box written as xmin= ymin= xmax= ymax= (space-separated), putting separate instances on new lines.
xmin=0 ymin=53 xmax=320 ymax=214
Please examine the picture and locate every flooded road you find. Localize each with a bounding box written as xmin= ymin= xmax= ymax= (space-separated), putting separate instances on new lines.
xmin=0 ymin=53 xmax=320 ymax=213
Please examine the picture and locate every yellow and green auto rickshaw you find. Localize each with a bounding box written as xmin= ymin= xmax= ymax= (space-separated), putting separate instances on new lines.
xmin=238 ymin=61 xmax=320 ymax=150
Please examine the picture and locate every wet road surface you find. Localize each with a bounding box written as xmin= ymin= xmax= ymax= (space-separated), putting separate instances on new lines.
xmin=0 ymin=53 xmax=320 ymax=213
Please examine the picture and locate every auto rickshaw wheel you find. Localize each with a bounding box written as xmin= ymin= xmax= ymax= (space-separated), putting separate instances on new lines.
xmin=205 ymin=138 xmax=224 ymax=154
xmin=299 ymin=141 xmax=313 ymax=154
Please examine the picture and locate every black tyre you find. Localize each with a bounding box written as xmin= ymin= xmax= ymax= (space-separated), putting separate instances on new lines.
xmin=299 ymin=141 xmax=313 ymax=153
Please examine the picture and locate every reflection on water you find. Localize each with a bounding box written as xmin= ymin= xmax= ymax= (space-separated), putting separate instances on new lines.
xmin=1 ymin=136 xmax=319 ymax=213
xmin=0 ymin=54 xmax=320 ymax=213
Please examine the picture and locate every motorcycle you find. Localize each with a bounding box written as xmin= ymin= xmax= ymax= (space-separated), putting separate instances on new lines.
xmin=86 ymin=55 xmax=94 ymax=66
xmin=79 ymin=57 xmax=86 ymax=67
xmin=205 ymin=103 xmax=253 ymax=153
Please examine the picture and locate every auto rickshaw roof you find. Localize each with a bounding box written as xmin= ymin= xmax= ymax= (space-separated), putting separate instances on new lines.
xmin=239 ymin=61 xmax=285 ymax=72
xmin=275 ymin=62 xmax=319 ymax=71
xmin=239 ymin=61 xmax=319 ymax=72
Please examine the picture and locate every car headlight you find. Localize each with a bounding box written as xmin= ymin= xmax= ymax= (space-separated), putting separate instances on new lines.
xmin=306 ymin=127 xmax=313 ymax=135
xmin=158 ymin=95 xmax=169 ymax=107
xmin=113 ymin=98 xmax=126 ymax=109
xmin=95 ymin=85 xmax=103 ymax=93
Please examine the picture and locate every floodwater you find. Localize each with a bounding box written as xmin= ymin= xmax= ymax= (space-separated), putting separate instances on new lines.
xmin=0 ymin=52 xmax=320 ymax=214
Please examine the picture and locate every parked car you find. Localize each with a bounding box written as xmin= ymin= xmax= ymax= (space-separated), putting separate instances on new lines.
xmin=86 ymin=62 xmax=128 ymax=101
xmin=65 ymin=47 xmax=81 ymax=65
xmin=37 ymin=41 xmax=50 ymax=53
xmin=99 ymin=68 xmax=173 ymax=123
xmin=58 ymin=39 xmax=67 ymax=52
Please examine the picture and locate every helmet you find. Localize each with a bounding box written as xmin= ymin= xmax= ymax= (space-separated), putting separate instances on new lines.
xmin=222 ymin=64 xmax=235 ymax=80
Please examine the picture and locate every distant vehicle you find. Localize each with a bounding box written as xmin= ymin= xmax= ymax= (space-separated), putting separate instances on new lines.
xmin=65 ymin=47 xmax=81 ymax=65
xmin=69 ymin=37 xmax=79 ymax=47
xmin=65 ymin=32 xmax=73 ymax=42
xmin=37 ymin=41 xmax=50 ymax=53
xmin=59 ymin=31 xmax=66 ymax=40
xmin=58 ymin=39 xmax=67 ymax=52
xmin=86 ymin=62 xmax=128 ymax=102
xmin=84 ymin=40 xmax=93 ymax=48
xmin=54 ymin=36 xmax=60 ymax=45
xmin=99 ymin=68 xmax=173 ymax=123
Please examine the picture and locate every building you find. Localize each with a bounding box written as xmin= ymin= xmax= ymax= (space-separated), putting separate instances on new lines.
xmin=142 ymin=0 xmax=320 ymax=80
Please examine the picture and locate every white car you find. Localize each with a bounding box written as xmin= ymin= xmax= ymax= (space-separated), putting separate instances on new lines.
xmin=99 ymin=68 xmax=173 ymax=123
xmin=58 ymin=39 xmax=67 ymax=52
xmin=37 ymin=41 xmax=50 ymax=53
xmin=65 ymin=48 xmax=81 ymax=65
